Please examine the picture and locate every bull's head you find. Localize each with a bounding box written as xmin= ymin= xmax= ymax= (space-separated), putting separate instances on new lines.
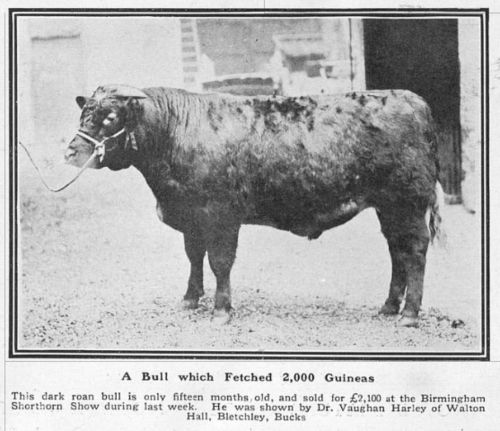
xmin=65 ymin=84 xmax=147 ymax=171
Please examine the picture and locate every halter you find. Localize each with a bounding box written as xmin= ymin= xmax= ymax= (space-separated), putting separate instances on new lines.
xmin=75 ymin=127 xmax=126 ymax=163
xmin=18 ymin=127 xmax=128 ymax=193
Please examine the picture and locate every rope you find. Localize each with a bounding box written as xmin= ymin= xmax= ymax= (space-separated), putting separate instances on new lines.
xmin=18 ymin=141 xmax=97 ymax=192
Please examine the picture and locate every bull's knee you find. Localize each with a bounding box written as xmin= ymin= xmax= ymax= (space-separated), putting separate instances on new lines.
xmin=208 ymin=254 xmax=235 ymax=278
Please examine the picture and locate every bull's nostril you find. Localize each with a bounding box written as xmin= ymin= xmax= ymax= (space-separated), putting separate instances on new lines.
xmin=64 ymin=149 xmax=77 ymax=161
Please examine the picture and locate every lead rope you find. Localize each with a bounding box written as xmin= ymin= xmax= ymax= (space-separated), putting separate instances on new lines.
xmin=18 ymin=141 xmax=98 ymax=193
xmin=18 ymin=127 xmax=126 ymax=193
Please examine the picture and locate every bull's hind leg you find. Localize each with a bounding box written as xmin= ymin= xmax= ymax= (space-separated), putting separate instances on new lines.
xmin=182 ymin=230 xmax=206 ymax=309
xmin=377 ymin=212 xmax=407 ymax=315
xmin=399 ymin=215 xmax=430 ymax=327
xmin=377 ymin=208 xmax=430 ymax=327
xmin=204 ymin=222 xmax=240 ymax=324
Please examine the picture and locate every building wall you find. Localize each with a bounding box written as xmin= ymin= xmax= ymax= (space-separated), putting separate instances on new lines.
xmin=459 ymin=18 xmax=482 ymax=213
xmin=31 ymin=27 xmax=85 ymax=150
xmin=80 ymin=18 xmax=183 ymax=93
xmin=321 ymin=19 xmax=365 ymax=91
xmin=197 ymin=17 xmax=365 ymax=95
xmin=17 ymin=17 xmax=184 ymax=160
xmin=179 ymin=18 xmax=203 ymax=90
xmin=197 ymin=18 xmax=322 ymax=76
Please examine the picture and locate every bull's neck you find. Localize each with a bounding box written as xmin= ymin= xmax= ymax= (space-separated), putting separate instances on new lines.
xmin=132 ymin=92 xmax=196 ymax=164
xmin=130 ymin=89 xmax=210 ymax=200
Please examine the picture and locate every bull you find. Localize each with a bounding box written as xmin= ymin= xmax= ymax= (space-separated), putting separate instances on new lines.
xmin=65 ymin=84 xmax=443 ymax=327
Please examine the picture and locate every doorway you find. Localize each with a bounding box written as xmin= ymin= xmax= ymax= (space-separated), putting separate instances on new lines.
xmin=364 ymin=19 xmax=461 ymax=196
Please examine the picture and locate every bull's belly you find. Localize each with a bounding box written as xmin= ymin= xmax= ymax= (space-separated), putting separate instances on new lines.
xmin=244 ymin=199 xmax=367 ymax=239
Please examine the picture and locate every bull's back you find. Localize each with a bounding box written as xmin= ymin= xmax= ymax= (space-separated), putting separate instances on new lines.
xmin=228 ymin=89 xmax=437 ymax=201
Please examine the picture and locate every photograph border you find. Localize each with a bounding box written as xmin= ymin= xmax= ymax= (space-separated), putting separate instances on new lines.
xmin=8 ymin=7 xmax=490 ymax=360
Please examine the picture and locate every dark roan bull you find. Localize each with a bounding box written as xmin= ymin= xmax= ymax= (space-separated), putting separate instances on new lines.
xmin=65 ymin=84 xmax=443 ymax=327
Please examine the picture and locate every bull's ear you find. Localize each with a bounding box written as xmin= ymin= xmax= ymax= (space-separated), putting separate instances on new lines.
xmin=76 ymin=96 xmax=87 ymax=109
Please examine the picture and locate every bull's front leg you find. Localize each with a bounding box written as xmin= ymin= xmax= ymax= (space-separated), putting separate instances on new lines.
xmin=182 ymin=229 xmax=206 ymax=309
xmin=204 ymin=220 xmax=240 ymax=324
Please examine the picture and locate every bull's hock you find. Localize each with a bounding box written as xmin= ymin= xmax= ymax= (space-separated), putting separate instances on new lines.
xmin=225 ymin=372 xmax=273 ymax=382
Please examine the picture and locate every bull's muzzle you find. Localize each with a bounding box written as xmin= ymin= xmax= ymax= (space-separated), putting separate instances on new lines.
xmin=64 ymin=136 xmax=99 ymax=169
xmin=64 ymin=147 xmax=77 ymax=161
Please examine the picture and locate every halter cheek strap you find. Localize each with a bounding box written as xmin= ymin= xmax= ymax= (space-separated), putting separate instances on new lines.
xmin=76 ymin=128 xmax=126 ymax=162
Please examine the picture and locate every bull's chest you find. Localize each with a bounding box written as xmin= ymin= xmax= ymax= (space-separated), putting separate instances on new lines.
xmin=155 ymin=199 xmax=196 ymax=232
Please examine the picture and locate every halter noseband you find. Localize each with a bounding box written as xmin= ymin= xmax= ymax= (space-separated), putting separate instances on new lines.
xmin=75 ymin=128 xmax=126 ymax=162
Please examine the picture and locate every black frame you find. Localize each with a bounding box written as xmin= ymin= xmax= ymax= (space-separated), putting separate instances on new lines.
xmin=8 ymin=8 xmax=490 ymax=360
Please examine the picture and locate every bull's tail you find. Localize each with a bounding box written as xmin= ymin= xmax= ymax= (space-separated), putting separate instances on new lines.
xmin=429 ymin=181 xmax=446 ymax=246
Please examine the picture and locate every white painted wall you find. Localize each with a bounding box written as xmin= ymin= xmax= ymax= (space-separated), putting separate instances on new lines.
xmin=459 ymin=18 xmax=482 ymax=213
xmin=80 ymin=17 xmax=183 ymax=93
xmin=17 ymin=17 xmax=184 ymax=160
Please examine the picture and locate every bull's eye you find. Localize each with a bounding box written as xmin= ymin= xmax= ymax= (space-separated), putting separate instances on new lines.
xmin=103 ymin=112 xmax=117 ymax=126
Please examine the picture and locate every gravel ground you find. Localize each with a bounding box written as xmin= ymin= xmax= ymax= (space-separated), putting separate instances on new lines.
xmin=18 ymin=160 xmax=483 ymax=353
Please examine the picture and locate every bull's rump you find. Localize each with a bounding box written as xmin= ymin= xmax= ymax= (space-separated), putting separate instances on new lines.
xmin=170 ymin=89 xmax=438 ymax=230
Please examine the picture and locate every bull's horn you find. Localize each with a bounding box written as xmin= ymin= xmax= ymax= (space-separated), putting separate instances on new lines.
xmin=96 ymin=84 xmax=148 ymax=99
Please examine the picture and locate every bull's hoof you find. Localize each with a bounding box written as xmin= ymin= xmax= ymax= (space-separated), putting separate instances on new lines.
xmin=398 ymin=315 xmax=419 ymax=328
xmin=212 ymin=309 xmax=231 ymax=325
xmin=182 ymin=298 xmax=200 ymax=309
xmin=379 ymin=303 xmax=400 ymax=315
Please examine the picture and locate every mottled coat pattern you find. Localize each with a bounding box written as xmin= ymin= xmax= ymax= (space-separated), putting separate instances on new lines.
xmin=66 ymin=85 xmax=442 ymax=327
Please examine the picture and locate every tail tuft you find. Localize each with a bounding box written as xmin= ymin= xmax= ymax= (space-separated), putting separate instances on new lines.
xmin=429 ymin=181 xmax=446 ymax=246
